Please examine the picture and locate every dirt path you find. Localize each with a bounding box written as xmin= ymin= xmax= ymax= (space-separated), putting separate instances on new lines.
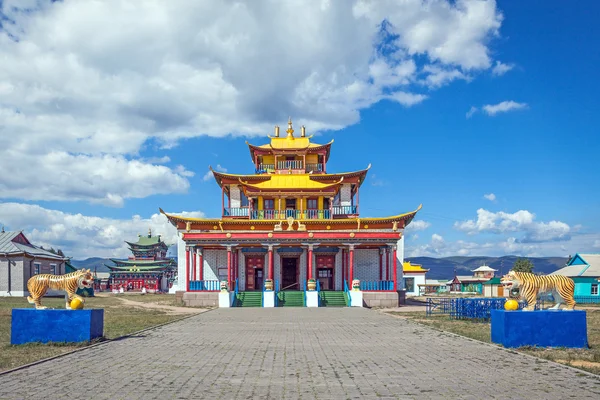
xmin=96 ymin=293 xmax=210 ymax=315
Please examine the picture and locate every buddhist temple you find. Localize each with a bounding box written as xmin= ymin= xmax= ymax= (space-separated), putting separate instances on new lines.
xmin=162 ymin=118 xmax=421 ymax=307
xmin=106 ymin=229 xmax=176 ymax=292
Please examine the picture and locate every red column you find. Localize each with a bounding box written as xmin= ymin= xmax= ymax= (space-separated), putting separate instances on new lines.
xmin=233 ymin=251 xmax=237 ymax=282
xmin=268 ymin=246 xmax=274 ymax=280
xmin=393 ymin=246 xmax=398 ymax=291
xmin=307 ymin=245 xmax=313 ymax=280
xmin=385 ymin=247 xmax=390 ymax=281
xmin=227 ymin=247 xmax=232 ymax=289
xmin=185 ymin=247 xmax=190 ymax=291
xmin=198 ymin=249 xmax=203 ymax=281
xmin=348 ymin=246 xmax=354 ymax=284
xmin=379 ymin=248 xmax=383 ymax=280
xmin=341 ymin=248 xmax=346 ymax=284
xmin=192 ymin=246 xmax=197 ymax=281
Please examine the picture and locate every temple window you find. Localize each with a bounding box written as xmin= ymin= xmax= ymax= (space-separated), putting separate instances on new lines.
xmin=34 ymin=262 xmax=40 ymax=275
xmin=264 ymin=199 xmax=274 ymax=209
xmin=307 ymin=198 xmax=318 ymax=210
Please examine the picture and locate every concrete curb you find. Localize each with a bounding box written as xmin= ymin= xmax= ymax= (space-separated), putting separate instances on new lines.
xmin=0 ymin=307 xmax=216 ymax=377
xmin=381 ymin=310 xmax=600 ymax=379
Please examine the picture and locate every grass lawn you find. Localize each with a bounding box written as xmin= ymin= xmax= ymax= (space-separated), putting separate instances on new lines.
xmin=388 ymin=308 xmax=600 ymax=375
xmin=0 ymin=295 xmax=188 ymax=372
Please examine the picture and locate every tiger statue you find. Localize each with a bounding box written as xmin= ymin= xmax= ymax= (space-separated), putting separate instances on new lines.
xmin=27 ymin=269 xmax=94 ymax=310
xmin=500 ymin=270 xmax=575 ymax=311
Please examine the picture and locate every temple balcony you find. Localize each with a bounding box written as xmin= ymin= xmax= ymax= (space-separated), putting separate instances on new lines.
xmin=222 ymin=207 xmax=358 ymax=220
xmin=255 ymin=162 xmax=324 ymax=174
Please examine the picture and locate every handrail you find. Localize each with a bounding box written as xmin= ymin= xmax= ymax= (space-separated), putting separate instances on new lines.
xmin=234 ymin=279 xmax=239 ymax=307
xmin=281 ymin=282 xmax=298 ymax=291
xmin=274 ymin=280 xmax=280 ymax=307
xmin=344 ymin=280 xmax=351 ymax=307
xmin=316 ymin=280 xmax=321 ymax=307
xmin=359 ymin=280 xmax=394 ymax=291
xmin=301 ymin=281 xmax=306 ymax=307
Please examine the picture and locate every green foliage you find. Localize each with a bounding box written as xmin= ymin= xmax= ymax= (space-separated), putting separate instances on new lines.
xmin=512 ymin=257 xmax=534 ymax=273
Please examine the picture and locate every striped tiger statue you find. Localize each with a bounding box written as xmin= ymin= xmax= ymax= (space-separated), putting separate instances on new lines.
xmin=500 ymin=270 xmax=575 ymax=311
xmin=27 ymin=269 xmax=94 ymax=310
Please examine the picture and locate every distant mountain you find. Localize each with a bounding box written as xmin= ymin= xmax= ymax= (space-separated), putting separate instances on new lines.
xmin=406 ymin=256 xmax=569 ymax=280
xmin=70 ymin=256 xmax=179 ymax=273
xmin=70 ymin=257 xmax=112 ymax=272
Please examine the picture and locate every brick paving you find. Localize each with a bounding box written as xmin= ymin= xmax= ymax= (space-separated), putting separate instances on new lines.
xmin=1 ymin=308 xmax=600 ymax=399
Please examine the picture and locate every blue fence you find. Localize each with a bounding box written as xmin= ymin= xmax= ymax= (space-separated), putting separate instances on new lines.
xmin=426 ymin=297 xmax=546 ymax=321
xmin=360 ymin=280 xmax=394 ymax=291
xmin=189 ymin=280 xmax=220 ymax=291
xmin=575 ymin=296 xmax=600 ymax=304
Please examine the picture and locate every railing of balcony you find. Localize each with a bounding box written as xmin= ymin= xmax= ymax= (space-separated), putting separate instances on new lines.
xmin=332 ymin=205 xmax=357 ymax=215
xmin=305 ymin=163 xmax=323 ymax=172
xmin=223 ymin=207 xmax=250 ymax=217
xmin=277 ymin=160 xmax=304 ymax=170
xmin=256 ymin=163 xmax=275 ymax=173
xmin=248 ymin=209 xmax=331 ymax=220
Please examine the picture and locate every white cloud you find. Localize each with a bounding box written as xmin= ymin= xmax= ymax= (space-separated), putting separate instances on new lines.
xmin=491 ymin=60 xmax=514 ymax=76
xmin=202 ymin=164 xmax=227 ymax=182
xmin=421 ymin=65 xmax=469 ymax=88
xmin=483 ymin=193 xmax=496 ymax=201
xmin=406 ymin=232 xmax=600 ymax=258
xmin=482 ymin=100 xmax=528 ymax=116
xmin=0 ymin=0 xmax=505 ymax=204
xmin=466 ymin=106 xmax=478 ymax=118
xmin=454 ymin=208 xmax=572 ymax=243
xmin=405 ymin=219 xmax=431 ymax=232
xmin=0 ymin=202 xmax=204 ymax=258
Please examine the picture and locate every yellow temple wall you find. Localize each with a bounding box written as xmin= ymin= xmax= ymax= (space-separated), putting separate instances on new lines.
xmin=306 ymin=154 xmax=318 ymax=164
xmin=262 ymin=155 xmax=275 ymax=165
xmin=257 ymin=196 xmax=264 ymax=210
xmin=318 ymin=196 xmax=323 ymax=210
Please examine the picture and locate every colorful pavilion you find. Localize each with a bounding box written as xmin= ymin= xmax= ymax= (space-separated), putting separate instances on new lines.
xmin=106 ymin=229 xmax=176 ymax=292
xmin=162 ymin=119 xmax=421 ymax=307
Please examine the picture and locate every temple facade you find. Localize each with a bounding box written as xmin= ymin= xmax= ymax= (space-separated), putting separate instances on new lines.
xmin=106 ymin=230 xmax=176 ymax=292
xmin=163 ymin=119 xmax=421 ymax=307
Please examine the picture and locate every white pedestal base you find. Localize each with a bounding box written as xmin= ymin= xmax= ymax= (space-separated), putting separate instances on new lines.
xmin=306 ymin=291 xmax=319 ymax=307
xmin=350 ymin=291 xmax=363 ymax=307
xmin=263 ymin=291 xmax=274 ymax=307
xmin=218 ymin=291 xmax=231 ymax=308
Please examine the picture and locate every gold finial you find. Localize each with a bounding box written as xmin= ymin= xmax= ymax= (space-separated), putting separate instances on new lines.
xmin=275 ymin=125 xmax=280 ymax=137
xmin=286 ymin=117 xmax=294 ymax=138
xmin=301 ymin=125 xmax=306 ymax=137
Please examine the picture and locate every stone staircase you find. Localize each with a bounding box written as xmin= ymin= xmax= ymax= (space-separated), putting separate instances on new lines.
xmin=235 ymin=291 xmax=263 ymax=307
xmin=277 ymin=291 xmax=304 ymax=307
xmin=319 ymin=291 xmax=347 ymax=307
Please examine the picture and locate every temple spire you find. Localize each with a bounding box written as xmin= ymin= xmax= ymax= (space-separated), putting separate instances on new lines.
xmin=286 ymin=117 xmax=294 ymax=138
xmin=148 ymin=227 xmax=152 ymax=238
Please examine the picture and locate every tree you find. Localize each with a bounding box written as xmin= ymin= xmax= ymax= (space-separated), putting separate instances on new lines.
xmin=512 ymin=257 xmax=534 ymax=273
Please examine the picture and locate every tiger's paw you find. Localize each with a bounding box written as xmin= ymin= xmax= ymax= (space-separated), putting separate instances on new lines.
xmin=35 ymin=306 xmax=48 ymax=310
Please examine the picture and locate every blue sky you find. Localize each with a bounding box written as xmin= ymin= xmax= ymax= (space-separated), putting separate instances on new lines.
xmin=0 ymin=0 xmax=598 ymax=259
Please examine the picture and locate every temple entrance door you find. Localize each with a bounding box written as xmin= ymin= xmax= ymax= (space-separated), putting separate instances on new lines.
xmin=281 ymin=257 xmax=298 ymax=290
xmin=245 ymin=255 xmax=265 ymax=291
xmin=316 ymin=255 xmax=335 ymax=290
xmin=254 ymin=269 xmax=264 ymax=291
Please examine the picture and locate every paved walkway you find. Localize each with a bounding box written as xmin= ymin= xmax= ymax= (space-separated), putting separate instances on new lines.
xmin=1 ymin=308 xmax=600 ymax=399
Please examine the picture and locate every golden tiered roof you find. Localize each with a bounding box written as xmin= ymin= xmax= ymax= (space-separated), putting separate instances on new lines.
xmin=246 ymin=118 xmax=333 ymax=161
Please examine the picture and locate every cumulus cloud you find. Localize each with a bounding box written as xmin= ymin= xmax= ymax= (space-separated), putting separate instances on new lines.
xmin=466 ymin=106 xmax=478 ymax=119
xmin=0 ymin=0 xmax=505 ymax=204
xmin=202 ymin=164 xmax=227 ymax=182
xmin=482 ymin=100 xmax=528 ymax=116
xmin=0 ymin=202 xmax=204 ymax=258
xmin=406 ymin=232 xmax=600 ymax=258
xmin=483 ymin=193 xmax=496 ymax=201
xmin=405 ymin=219 xmax=431 ymax=232
xmin=491 ymin=61 xmax=514 ymax=76
xmin=454 ymin=208 xmax=571 ymax=243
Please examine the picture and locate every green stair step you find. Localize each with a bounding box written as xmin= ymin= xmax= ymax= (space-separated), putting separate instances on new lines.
xmin=319 ymin=291 xmax=347 ymax=307
xmin=236 ymin=292 xmax=263 ymax=307
xmin=277 ymin=291 xmax=305 ymax=307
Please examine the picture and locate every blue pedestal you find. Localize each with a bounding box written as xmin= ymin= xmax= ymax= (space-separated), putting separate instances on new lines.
xmin=491 ymin=310 xmax=588 ymax=348
xmin=11 ymin=309 xmax=104 ymax=345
